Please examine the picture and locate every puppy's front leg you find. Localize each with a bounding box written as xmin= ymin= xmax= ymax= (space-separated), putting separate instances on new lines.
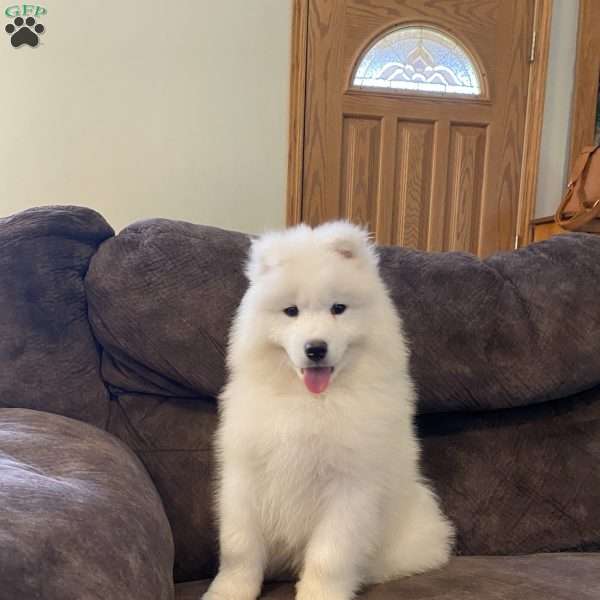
xmin=296 ymin=483 xmax=379 ymax=600
xmin=203 ymin=463 xmax=266 ymax=600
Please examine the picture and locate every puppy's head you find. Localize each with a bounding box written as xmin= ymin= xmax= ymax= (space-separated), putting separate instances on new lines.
xmin=236 ymin=221 xmax=384 ymax=394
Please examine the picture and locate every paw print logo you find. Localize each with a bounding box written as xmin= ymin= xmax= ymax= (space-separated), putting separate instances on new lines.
xmin=5 ymin=16 xmax=45 ymax=48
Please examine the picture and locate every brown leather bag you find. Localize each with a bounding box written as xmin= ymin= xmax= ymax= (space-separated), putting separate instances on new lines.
xmin=555 ymin=144 xmax=600 ymax=232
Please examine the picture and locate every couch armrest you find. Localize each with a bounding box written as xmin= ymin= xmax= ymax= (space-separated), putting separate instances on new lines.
xmin=0 ymin=409 xmax=174 ymax=600
xmin=0 ymin=206 xmax=114 ymax=427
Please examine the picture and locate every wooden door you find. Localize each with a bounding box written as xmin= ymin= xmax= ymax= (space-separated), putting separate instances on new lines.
xmin=299 ymin=0 xmax=535 ymax=256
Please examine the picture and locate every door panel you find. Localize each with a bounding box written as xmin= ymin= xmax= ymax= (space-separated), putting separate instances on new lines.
xmin=301 ymin=0 xmax=534 ymax=256
xmin=392 ymin=120 xmax=434 ymax=247
xmin=444 ymin=124 xmax=487 ymax=252
xmin=340 ymin=117 xmax=382 ymax=226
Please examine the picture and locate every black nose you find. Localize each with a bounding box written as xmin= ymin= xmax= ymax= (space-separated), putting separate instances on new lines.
xmin=304 ymin=340 xmax=328 ymax=362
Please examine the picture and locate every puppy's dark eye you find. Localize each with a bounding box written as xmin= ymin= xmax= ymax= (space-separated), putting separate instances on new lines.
xmin=283 ymin=305 xmax=299 ymax=317
xmin=331 ymin=303 xmax=347 ymax=315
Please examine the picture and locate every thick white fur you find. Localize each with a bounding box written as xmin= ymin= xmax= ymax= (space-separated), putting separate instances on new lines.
xmin=203 ymin=222 xmax=453 ymax=600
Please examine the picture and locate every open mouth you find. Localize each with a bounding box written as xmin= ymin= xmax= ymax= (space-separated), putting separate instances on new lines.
xmin=301 ymin=366 xmax=334 ymax=394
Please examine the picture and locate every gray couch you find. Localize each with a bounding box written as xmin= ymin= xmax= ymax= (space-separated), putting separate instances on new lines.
xmin=1 ymin=206 xmax=599 ymax=599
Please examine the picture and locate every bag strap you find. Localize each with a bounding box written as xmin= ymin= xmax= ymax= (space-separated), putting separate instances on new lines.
xmin=555 ymin=145 xmax=600 ymax=230
xmin=570 ymin=145 xmax=599 ymax=185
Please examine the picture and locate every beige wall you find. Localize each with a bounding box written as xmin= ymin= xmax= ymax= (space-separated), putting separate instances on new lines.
xmin=0 ymin=0 xmax=292 ymax=233
xmin=535 ymin=0 xmax=579 ymax=218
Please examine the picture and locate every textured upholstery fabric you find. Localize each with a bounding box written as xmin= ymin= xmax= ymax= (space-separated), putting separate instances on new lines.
xmin=85 ymin=220 xmax=249 ymax=399
xmin=0 ymin=206 xmax=113 ymax=427
xmin=379 ymin=234 xmax=600 ymax=413
xmin=0 ymin=408 xmax=174 ymax=600
xmin=174 ymin=553 xmax=600 ymax=600
xmin=86 ymin=219 xmax=600 ymax=414
xmin=420 ymin=385 xmax=600 ymax=556
xmin=107 ymin=393 xmax=218 ymax=582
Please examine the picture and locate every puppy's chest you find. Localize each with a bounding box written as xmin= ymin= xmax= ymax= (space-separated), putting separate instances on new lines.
xmin=255 ymin=427 xmax=338 ymax=483
xmin=249 ymin=421 xmax=348 ymax=502
xmin=248 ymin=426 xmax=341 ymax=541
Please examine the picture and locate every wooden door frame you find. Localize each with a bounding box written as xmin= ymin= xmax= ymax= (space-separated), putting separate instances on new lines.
xmin=286 ymin=0 xmax=309 ymax=226
xmin=567 ymin=0 xmax=600 ymax=172
xmin=286 ymin=0 xmax=553 ymax=250
xmin=516 ymin=0 xmax=552 ymax=246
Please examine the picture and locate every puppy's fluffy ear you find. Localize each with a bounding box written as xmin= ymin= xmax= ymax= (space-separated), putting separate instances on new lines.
xmin=245 ymin=234 xmax=279 ymax=282
xmin=316 ymin=221 xmax=378 ymax=267
xmin=245 ymin=224 xmax=312 ymax=282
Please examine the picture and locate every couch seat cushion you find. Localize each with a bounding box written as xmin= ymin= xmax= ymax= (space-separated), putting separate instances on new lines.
xmin=175 ymin=553 xmax=600 ymax=599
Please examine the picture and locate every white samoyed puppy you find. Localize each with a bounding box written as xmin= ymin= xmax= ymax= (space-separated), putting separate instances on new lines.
xmin=203 ymin=222 xmax=453 ymax=600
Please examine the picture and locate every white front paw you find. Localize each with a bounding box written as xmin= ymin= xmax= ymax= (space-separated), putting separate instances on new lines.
xmin=296 ymin=577 xmax=352 ymax=600
xmin=202 ymin=571 xmax=260 ymax=600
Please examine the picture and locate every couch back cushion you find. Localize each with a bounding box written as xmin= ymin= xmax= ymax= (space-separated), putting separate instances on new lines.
xmin=420 ymin=385 xmax=600 ymax=557
xmin=86 ymin=220 xmax=600 ymax=413
xmin=86 ymin=220 xmax=249 ymax=399
xmin=0 ymin=207 xmax=113 ymax=427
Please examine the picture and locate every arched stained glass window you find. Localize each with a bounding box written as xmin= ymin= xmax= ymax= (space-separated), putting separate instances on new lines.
xmin=353 ymin=25 xmax=482 ymax=96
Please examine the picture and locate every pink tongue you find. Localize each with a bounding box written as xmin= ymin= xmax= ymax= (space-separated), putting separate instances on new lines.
xmin=302 ymin=367 xmax=333 ymax=394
